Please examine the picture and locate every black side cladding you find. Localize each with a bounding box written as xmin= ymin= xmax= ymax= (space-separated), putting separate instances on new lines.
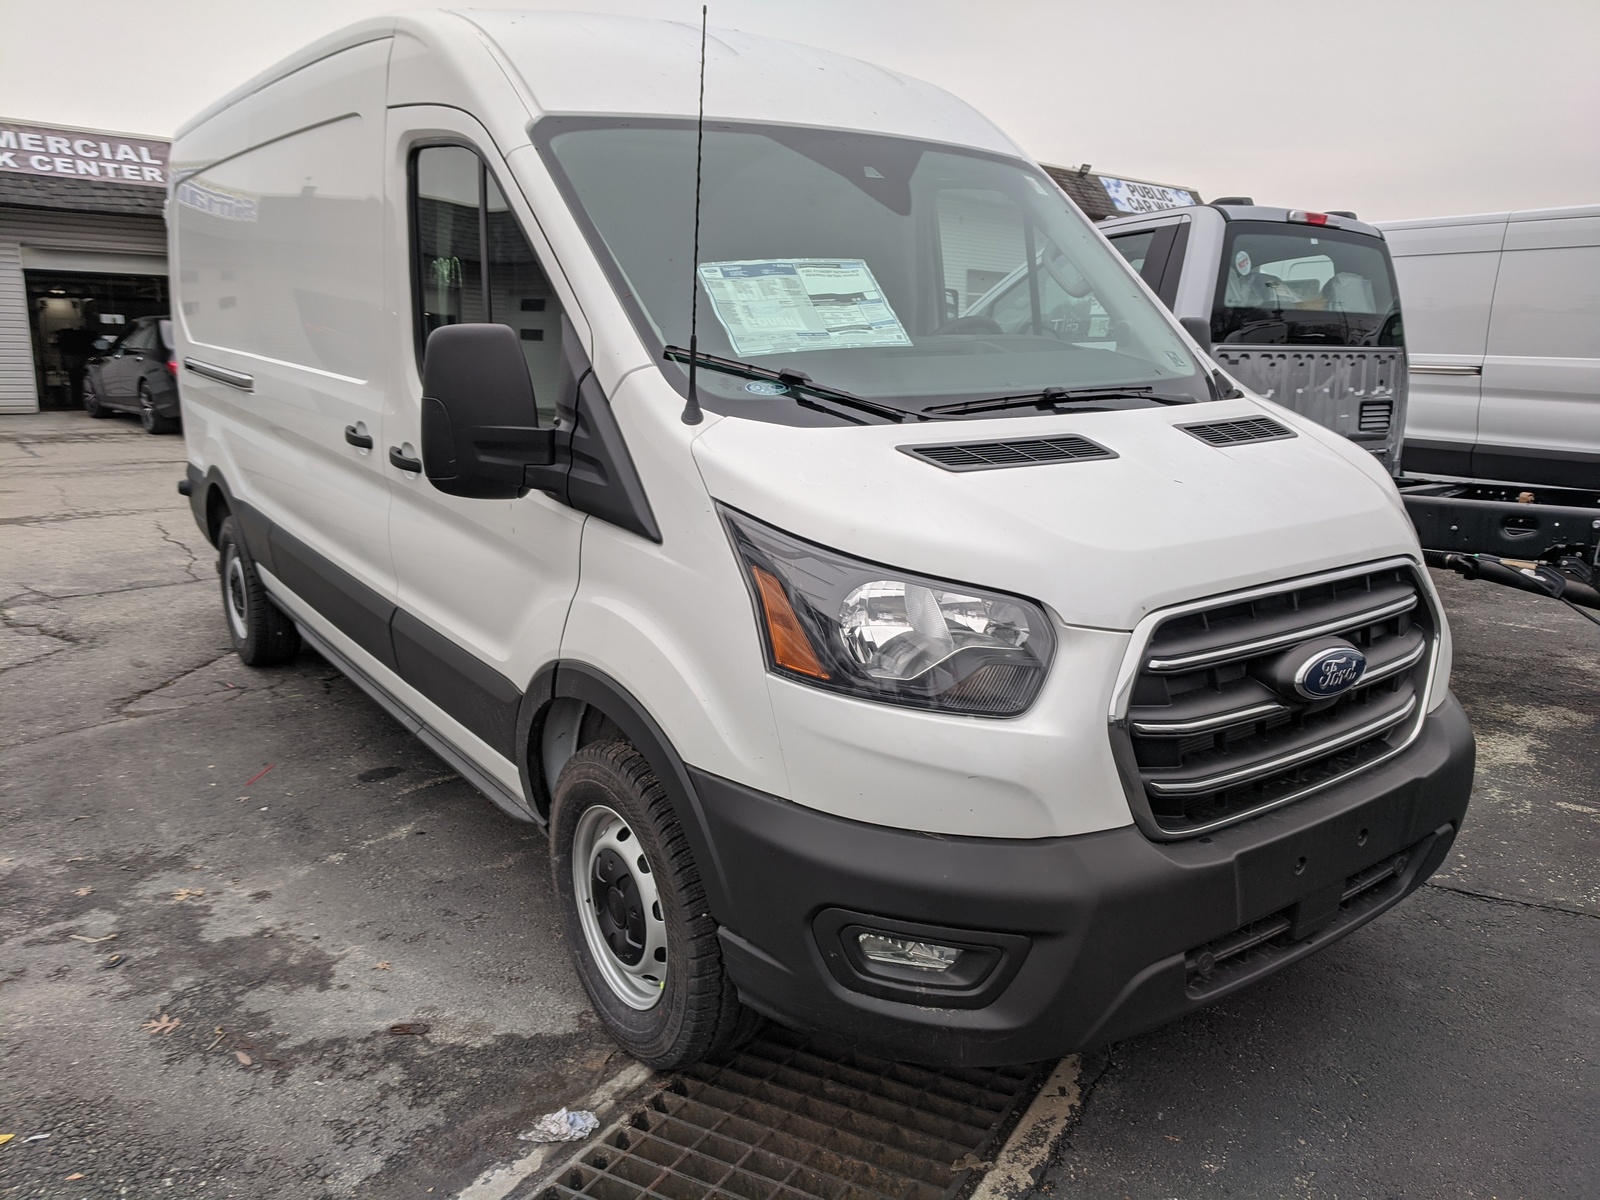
xmin=391 ymin=609 xmax=522 ymax=759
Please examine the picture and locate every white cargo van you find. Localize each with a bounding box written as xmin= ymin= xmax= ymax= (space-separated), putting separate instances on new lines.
xmin=1378 ymin=206 xmax=1600 ymax=490
xmin=171 ymin=11 xmax=1472 ymax=1069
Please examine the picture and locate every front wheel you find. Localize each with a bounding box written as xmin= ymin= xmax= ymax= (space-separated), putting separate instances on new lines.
xmin=83 ymin=377 xmax=109 ymax=418
xmin=551 ymin=740 xmax=756 ymax=1069
xmin=217 ymin=516 xmax=300 ymax=666
xmin=138 ymin=383 xmax=179 ymax=435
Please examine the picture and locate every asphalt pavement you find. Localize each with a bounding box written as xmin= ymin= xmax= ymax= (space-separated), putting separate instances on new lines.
xmin=1 ymin=411 xmax=1595 ymax=1198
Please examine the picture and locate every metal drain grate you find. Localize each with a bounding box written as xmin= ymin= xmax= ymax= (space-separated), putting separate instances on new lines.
xmin=527 ymin=1027 xmax=1043 ymax=1200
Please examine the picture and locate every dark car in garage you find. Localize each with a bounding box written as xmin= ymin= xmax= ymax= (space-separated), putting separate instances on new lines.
xmin=83 ymin=316 xmax=181 ymax=434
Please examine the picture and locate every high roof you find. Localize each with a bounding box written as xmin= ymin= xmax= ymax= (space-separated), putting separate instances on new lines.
xmin=465 ymin=10 xmax=1020 ymax=154
xmin=178 ymin=10 xmax=1023 ymax=159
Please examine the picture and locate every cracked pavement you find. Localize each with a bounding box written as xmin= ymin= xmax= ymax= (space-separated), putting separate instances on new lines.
xmin=2 ymin=411 xmax=1595 ymax=1198
xmin=1 ymin=414 xmax=629 ymax=1197
xmin=1041 ymin=549 xmax=1599 ymax=1195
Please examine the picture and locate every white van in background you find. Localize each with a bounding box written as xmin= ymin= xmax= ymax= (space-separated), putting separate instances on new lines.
xmin=169 ymin=11 xmax=1472 ymax=1069
xmin=1378 ymin=206 xmax=1600 ymax=490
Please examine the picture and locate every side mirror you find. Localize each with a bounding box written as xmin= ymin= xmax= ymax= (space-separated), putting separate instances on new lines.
xmin=1179 ymin=315 xmax=1213 ymax=355
xmin=420 ymin=323 xmax=561 ymax=499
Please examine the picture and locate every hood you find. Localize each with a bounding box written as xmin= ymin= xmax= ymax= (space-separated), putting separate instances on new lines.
xmin=692 ymin=399 xmax=1421 ymax=631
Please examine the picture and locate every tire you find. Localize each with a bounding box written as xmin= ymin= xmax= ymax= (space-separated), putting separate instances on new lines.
xmin=551 ymin=740 xmax=757 ymax=1069
xmin=217 ymin=515 xmax=300 ymax=666
xmin=138 ymin=383 xmax=179 ymax=435
xmin=83 ymin=376 xmax=109 ymax=418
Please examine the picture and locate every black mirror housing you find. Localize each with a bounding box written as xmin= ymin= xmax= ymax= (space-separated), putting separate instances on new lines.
xmin=1177 ymin=315 xmax=1209 ymax=356
xmin=1179 ymin=315 xmax=1213 ymax=355
xmin=420 ymin=323 xmax=560 ymax=499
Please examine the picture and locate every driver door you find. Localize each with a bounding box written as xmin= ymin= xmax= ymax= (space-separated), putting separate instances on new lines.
xmin=380 ymin=106 xmax=588 ymax=791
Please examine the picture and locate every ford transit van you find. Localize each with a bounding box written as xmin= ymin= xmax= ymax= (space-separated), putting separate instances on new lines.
xmin=171 ymin=12 xmax=1473 ymax=1069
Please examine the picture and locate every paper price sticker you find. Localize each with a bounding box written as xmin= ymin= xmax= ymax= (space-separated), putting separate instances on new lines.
xmin=697 ymin=258 xmax=911 ymax=358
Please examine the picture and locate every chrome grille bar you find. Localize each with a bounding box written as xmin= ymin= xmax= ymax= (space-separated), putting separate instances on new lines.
xmin=1146 ymin=593 xmax=1417 ymax=673
xmin=1144 ymin=694 xmax=1418 ymax=797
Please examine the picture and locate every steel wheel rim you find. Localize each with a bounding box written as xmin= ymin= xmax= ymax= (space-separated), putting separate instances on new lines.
xmin=572 ymin=803 xmax=667 ymax=1010
xmin=224 ymin=551 xmax=249 ymax=640
xmin=139 ymin=389 xmax=154 ymax=430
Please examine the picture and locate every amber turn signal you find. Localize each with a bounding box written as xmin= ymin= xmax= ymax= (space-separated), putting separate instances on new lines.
xmin=751 ymin=566 xmax=829 ymax=679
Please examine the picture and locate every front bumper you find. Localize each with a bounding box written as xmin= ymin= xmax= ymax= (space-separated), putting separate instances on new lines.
xmin=693 ymin=694 xmax=1474 ymax=1067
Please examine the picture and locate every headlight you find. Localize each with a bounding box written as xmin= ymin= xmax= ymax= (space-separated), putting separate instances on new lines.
xmin=720 ymin=506 xmax=1056 ymax=716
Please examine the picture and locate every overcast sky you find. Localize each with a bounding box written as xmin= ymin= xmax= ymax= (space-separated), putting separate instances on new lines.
xmin=2 ymin=0 xmax=1595 ymax=222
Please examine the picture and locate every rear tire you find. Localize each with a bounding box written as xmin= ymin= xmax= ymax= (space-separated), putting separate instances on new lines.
xmin=138 ymin=383 xmax=179 ymax=435
xmin=83 ymin=377 xmax=109 ymax=419
xmin=217 ymin=516 xmax=300 ymax=666
xmin=551 ymin=740 xmax=757 ymax=1069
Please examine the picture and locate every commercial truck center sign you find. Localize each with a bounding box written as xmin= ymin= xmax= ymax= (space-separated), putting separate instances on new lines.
xmin=0 ymin=120 xmax=169 ymax=186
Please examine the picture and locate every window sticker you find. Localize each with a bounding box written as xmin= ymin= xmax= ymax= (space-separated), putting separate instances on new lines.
xmin=1233 ymin=250 xmax=1252 ymax=275
xmin=696 ymin=259 xmax=912 ymax=357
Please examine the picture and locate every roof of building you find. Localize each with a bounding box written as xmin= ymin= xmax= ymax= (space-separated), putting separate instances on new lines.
xmin=0 ymin=171 xmax=164 ymax=218
xmin=1042 ymin=164 xmax=1203 ymax=222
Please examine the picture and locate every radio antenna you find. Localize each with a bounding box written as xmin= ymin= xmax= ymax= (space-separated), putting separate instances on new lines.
xmin=681 ymin=4 xmax=708 ymax=425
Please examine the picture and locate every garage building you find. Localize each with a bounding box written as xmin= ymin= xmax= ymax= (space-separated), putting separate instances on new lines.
xmin=0 ymin=119 xmax=170 ymax=414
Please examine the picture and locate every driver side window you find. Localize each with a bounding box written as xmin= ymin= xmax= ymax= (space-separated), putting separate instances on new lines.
xmin=411 ymin=144 xmax=566 ymax=421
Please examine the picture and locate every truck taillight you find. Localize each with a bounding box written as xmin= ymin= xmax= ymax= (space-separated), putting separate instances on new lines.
xmin=1288 ymin=210 xmax=1330 ymax=225
xmin=165 ymin=358 xmax=178 ymax=377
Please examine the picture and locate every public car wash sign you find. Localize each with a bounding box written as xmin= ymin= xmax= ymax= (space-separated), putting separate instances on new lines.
xmin=0 ymin=119 xmax=169 ymax=186
xmin=1099 ymin=175 xmax=1199 ymax=215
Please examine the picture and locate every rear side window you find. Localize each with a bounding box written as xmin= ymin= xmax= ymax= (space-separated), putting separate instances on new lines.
xmin=1106 ymin=223 xmax=1183 ymax=305
xmin=124 ymin=323 xmax=158 ymax=353
xmin=411 ymin=145 xmax=565 ymax=420
xmin=1108 ymin=229 xmax=1158 ymax=274
xmin=1213 ymin=222 xmax=1402 ymax=347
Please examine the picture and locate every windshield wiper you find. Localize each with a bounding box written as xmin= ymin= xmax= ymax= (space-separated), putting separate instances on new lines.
xmin=663 ymin=346 xmax=929 ymax=424
xmin=923 ymin=385 xmax=1193 ymax=417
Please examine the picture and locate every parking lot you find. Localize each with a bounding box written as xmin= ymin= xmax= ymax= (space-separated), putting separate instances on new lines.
xmin=2 ymin=412 xmax=1595 ymax=1198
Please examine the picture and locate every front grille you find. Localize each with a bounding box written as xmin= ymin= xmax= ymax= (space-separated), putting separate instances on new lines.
xmin=899 ymin=435 xmax=1116 ymax=472
xmin=1118 ymin=560 xmax=1435 ymax=838
xmin=1184 ymin=841 xmax=1419 ymax=996
xmin=1358 ymin=399 xmax=1392 ymax=433
xmin=1177 ymin=416 xmax=1295 ymax=447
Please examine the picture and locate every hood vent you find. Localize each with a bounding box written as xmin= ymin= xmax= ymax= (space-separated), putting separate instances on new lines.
xmin=900 ymin=435 xmax=1117 ymax=472
xmin=1179 ymin=416 xmax=1296 ymax=447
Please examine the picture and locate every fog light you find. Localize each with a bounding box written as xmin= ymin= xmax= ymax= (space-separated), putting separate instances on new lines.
xmin=856 ymin=932 xmax=962 ymax=972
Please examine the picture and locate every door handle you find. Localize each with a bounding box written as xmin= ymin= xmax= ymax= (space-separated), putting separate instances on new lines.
xmin=389 ymin=446 xmax=423 ymax=473
xmin=344 ymin=424 xmax=374 ymax=449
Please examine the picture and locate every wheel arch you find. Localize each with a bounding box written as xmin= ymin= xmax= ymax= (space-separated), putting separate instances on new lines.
xmin=519 ymin=661 xmax=734 ymax=924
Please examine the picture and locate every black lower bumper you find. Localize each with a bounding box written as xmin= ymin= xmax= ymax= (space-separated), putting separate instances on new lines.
xmin=691 ymin=695 xmax=1474 ymax=1067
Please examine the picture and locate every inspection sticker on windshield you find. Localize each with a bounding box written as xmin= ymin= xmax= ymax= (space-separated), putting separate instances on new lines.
xmin=697 ymin=259 xmax=911 ymax=357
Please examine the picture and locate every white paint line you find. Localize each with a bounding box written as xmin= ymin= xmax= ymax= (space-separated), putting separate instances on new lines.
xmin=454 ymin=1061 xmax=654 ymax=1200
xmin=969 ymin=1056 xmax=1083 ymax=1200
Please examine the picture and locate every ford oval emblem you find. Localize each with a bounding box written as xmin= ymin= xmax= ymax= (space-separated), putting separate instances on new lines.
xmin=1293 ymin=645 xmax=1367 ymax=700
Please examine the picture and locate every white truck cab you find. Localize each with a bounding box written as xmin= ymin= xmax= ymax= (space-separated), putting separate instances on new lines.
xmin=1087 ymin=203 xmax=1409 ymax=475
xmin=171 ymin=11 xmax=1472 ymax=1068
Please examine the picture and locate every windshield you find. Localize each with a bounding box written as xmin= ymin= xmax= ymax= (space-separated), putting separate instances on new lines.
xmin=1212 ymin=222 xmax=1402 ymax=348
xmin=537 ymin=118 xmax=1207 ymax=420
